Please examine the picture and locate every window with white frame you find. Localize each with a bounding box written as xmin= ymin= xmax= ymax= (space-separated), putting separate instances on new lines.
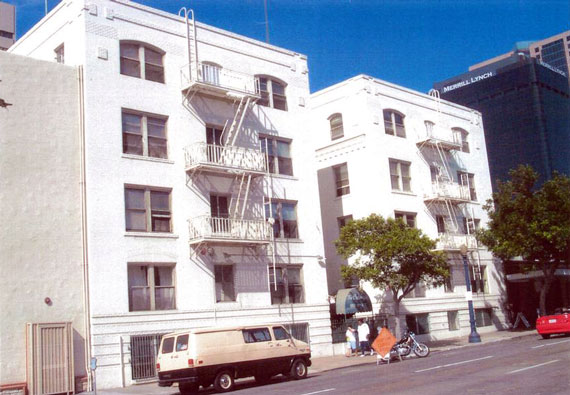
xmin=333 ymin=163 xmax=350 ymax=197
xmin=447 ymin=310 xmax=460 ymax=331
xmin=128 ymin=264 xmax=175 ymax=311
xmin=122 ymin=110 xmax=167 ymax=159
xmin=260 ymin=136 xmax=293 ymax=176
xmin=383 ymin=109 xmax=406 ymax=138
xmin=256 ymin=76 xmax=287 ymax=110
xmin=215 ymin=265 xmax=235 ymax=302
xmin=462 ymin=217 xmax=480 ymax=235
xmin=470 ymin=265 xmax=488 ymax=294
xmin=201 ymin=61 xmax=221 ymax=85
xmin=389 ymin=159 xmax=412 ymax=192
xmin=125 ymin=186 xmax=171 ymax=233
xmin=395 ymin=211 xmax=416 ymax=227
xmin=436 ymin=215 xmax=446 ymax=233
xmin=120 ymin=42 xmax=164 ymax=83
xmin=329 ymin=113 xmax=344 ymax=140
xmin=406 ymin=313 xmax=429 ymax=334
xmin=453 ymin=127 xmax=470 ymax=153
xmin=475 ymin=308 xmax=493 ymax=327
xmin=424 ymin=120 xmax=435 ymax=137
xmin=265 ymin=200 xmax=298 ymax=239
xmin=458 ymin=171 xmax=477 ymax=201
xmin=269 ymin=266 xmax=304 ymax=304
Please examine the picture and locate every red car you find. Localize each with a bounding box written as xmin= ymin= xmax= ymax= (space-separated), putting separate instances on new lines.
xmin=536 ymin=308 xmax=570 ymax=339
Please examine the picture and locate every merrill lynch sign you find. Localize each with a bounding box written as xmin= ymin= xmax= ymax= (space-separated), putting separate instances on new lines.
xmin=442 ymin=71 xmax=495 ymax=93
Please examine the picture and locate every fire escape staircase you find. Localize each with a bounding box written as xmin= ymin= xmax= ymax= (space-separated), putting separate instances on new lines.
xmin=422 ymin=90 xmax=477 ymax=252
xmin=179 ymin=9 xmax=270 ymax=249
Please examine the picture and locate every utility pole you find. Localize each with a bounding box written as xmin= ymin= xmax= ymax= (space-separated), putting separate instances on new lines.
xmin=263 ymin=0 xmax=270 ymax=43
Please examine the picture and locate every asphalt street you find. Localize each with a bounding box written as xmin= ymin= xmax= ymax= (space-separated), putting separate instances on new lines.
xmin=98 ymin=334 xmax=570 ymax=395
xmin=218 ymin=334 xmax=570 ymax=395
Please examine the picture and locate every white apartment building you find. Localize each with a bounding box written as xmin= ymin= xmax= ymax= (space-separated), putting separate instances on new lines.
xmin=8 ymin=0 xmax=331 ymax=390
xmin=311 ymin=75 xmax=508 ymax=343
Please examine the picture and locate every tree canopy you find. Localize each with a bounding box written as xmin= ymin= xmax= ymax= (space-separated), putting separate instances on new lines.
xmin=335 ymin=214 xmax=449 ymax=334
xmin=478 ymin=165 xmax=570 ymax=314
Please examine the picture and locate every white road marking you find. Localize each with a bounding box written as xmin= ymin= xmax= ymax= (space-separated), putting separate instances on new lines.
xmin=415 ymin=365 xmax=443 ymax=373
xmin=415 ymin=355 xmax=493 ymax=373
xmin=508 ymin=359 xmax=560 ymax=374
xmin=531 ymin=339 xmax=570 ymax=349
xmin=300 ymin=389 xmax=336 ymax=395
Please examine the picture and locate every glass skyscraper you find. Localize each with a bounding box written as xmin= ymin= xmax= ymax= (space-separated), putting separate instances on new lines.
xmin=434 ymin=54 xmax=570 ymax=192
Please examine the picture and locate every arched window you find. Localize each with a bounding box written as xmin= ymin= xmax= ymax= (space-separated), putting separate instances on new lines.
xmin=120 ymin=41 xmax=165 ymax=83
xmin=329 ymin=113 xmax=344 ymax=140
xmin=452 ymin=127 xmax=470 ymax=153
xmin=201 ymin=61 xmax=221 ymax=86
xmin=256 ymin=76 xmax=287 ymax=111
xmin=383 ymin=109 xmax=406 ymax=138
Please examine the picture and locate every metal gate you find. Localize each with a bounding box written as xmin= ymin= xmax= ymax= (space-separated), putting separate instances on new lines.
xmin=130 ymin=334 xmax=163 ymax=381
xmin=26 ymin=322 xmax=74 ymax=395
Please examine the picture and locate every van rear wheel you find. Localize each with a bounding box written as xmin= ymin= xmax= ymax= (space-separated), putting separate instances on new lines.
xmin=179 ymin=382 xmax=198 ymax=394
xmin=290 ymin=359 xmax=308 ymax=380
xmin=214 ymin=370 xmax=235 ymax=392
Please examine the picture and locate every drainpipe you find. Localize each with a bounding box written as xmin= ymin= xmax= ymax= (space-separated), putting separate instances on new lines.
xmin=78 ymin=66 xmax=93 ymax=392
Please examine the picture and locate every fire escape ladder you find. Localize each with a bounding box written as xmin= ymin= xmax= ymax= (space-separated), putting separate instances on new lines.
xmin=223 ymin=96 xmax=251 ymax=146
xmin=233 ymin=172 xmax=246 ymax=218
xmin=241 ymin=174 xmax=252 ymax=219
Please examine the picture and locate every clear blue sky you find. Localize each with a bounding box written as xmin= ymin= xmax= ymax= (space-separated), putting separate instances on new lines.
xmin=9 ymin=0 xmax=570 ymax=93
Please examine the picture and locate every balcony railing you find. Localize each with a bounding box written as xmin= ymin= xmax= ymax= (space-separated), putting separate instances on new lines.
xmin=188 ymin=215 xmax=272 ymax=244
xmin=180 ymin=62 xmax=260 ymax=96
xmin=436 ymin=233 xmax=478 ymax=251
xmin=184 ymin=143 xmax=266 ymax=174
xmin=424 ymin=181 xmax=471 ymax=202
xmin=417 ymin=130 xmax=462 ymax=151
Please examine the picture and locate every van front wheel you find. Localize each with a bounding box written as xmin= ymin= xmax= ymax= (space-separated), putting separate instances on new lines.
xmin=290 ymin=359 xmax=308 ymax=380
xmin=214 ymin=370 xmax=235 ymax=392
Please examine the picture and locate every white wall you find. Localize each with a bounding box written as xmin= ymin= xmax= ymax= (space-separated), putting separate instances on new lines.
xmin=0 ymin=51 xmax=86 ymax=387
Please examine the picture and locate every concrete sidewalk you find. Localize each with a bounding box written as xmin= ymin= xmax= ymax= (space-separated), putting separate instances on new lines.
xmin=309 ymin=329 xmax=536 ymax=373
xmin=93 ymin=330 xmax=536 ymax=394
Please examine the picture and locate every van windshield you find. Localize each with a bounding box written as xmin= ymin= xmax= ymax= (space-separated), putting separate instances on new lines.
xmin=161 ymin=337 xmax=174 ymax=354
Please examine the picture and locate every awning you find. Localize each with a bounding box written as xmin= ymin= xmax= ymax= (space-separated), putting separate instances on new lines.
xmin=335 ymin=288 xmax=372 ymax=315
xmin=506 ymin=268 xmax=570 ymax=283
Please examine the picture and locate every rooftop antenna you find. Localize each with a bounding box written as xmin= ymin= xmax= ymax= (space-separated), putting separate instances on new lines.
xmin=45 ymin=0 xmax=48 ymax=15
xmin=263 ymin=0 xmax=270 ymax=43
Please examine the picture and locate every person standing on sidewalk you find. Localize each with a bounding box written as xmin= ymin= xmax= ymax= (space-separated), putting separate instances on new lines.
xmin=345 ymin=325 xmax=357 ymax=357
xmin=358 ymin=319 xmax=371 ymax=356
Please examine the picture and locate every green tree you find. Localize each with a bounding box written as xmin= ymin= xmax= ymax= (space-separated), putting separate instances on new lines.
xmin=478 ymin=165 xmax=570 ymax=316
xmin=335 ymin=214 xmax=449 ymax=336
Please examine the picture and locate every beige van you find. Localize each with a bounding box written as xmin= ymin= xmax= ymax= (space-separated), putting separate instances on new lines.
xmin=156 ymin=324 xmax=311 ymax=393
